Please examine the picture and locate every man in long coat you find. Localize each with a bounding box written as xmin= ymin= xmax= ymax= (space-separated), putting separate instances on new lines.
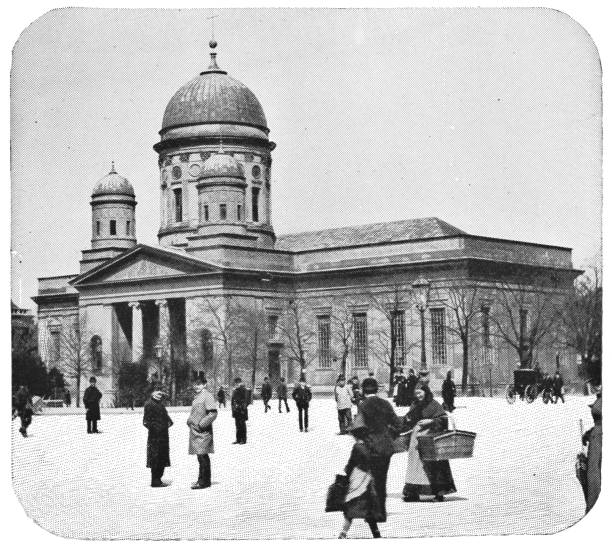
xmin=292 ymin=378 xmax=312 ymax=432
xmin=187 ymin=376 xmax=218 ymax=489
xmin=261 ymin=376 xmax=273 ymax=413
xmin=83 ymin=376 xmax=102 ymax=433
xmin=277 ymin=377 xmax=290 ymax=412
xmin=231 ymin=378 xmax=249 ymax=444
xmin=552 ymin=371 xmax=565 ymax=404
xmin=14 ymin=385 xmax=33 ymax=437
xmin=143 ymin=386 xmax=173 ymax=487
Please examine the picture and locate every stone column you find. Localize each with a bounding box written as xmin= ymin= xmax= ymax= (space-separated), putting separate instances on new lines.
xmin=155 ymin=299 xmax=170 ymax=353
xmin=129 ymin=301 xmax=143 ymax=363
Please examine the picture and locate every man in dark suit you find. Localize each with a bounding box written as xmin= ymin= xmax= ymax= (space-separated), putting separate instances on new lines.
xmin=14 ymin=385 xmax=33 ymax=437
xmin=277 ymin=377 xmax=290 ymax=413
xmin=261 ymin=376 xmax=273 ymax=412
xmin=143 ymin=385 xmax=173 ymax=487
xmin=552 ymin=371 xmax=565 ymax=404
xmin=231 ymin=378 xmax=249 ymax=444
xmin=83 ymin=376 xmax=103 ymax=434
xmin=292 ymin=377 xmax=312 ymax=432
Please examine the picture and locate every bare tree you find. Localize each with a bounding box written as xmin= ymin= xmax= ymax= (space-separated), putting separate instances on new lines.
xmin=278 ymin=296 xmax=317 ymax=380
xmin=556 ymin=266 xmax=602 ymax=378
xmin=369 ymin=285 xmax=416 ymax=397
xmin=433 ymin=283 xmax=482 ymax=392
xmin=57 ymin=322 xmax=92 ymax=407
xmin=489 ymin=277 xmax=561 ymax=370
xmin=233 ymin=303 xmax=268 ymax=394
xmin=330 ymin=302 xmax=355 ymax=378
xmin=202 ymin=296 xmax=244 ymax=387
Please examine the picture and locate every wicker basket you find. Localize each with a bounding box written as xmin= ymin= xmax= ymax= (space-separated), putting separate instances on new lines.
xmin=417 ymin=416 xmax=476 ymax=461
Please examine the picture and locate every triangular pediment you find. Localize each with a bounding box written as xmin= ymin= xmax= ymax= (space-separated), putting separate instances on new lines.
xmin=72 ymin=245 xmax=222 ymax=286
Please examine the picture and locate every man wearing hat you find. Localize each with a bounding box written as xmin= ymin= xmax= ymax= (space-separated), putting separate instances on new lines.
xmin=187 ymin=376 xmax=218 ymax=489
xmin=354 ymin=376 xmax=400 ymax=528
xmin=83 ymin=376 xmax=103 ymax=434
xmin=231 ymin=377 xmax=249 ymax=444
xmin=143 ymin=385 xmax=173 ymax=487
xmin=292 ymin=376 xmax=312 ymax=432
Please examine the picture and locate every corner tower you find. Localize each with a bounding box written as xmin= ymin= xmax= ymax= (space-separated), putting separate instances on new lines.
xmin=80 ymin=163 xmax=137 ymax=273
xmin=154 ymin=41 xmax=275 ymax=249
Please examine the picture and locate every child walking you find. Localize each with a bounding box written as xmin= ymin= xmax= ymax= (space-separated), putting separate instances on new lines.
xmin=337 ymin=413 xmax=385 ymax=539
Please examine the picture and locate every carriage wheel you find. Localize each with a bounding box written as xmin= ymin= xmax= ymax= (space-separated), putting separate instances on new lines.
xmin=505 ymin=385 xmax=516 ymax=404
xmin=525 ymin=384 xmax=538 ymax=403
xmin=542 ymin=390 xmax=551 ymax=404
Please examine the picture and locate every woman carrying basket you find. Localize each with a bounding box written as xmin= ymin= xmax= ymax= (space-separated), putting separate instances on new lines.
xmin=401 ymin=387 xmax=457 ymax=502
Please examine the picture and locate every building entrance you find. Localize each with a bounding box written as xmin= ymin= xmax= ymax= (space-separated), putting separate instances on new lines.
xmin=268 ymin=349 xmax=281 ymax=385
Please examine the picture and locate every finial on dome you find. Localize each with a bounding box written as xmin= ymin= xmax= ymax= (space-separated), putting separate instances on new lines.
xmin=110 ymin=161 xmax=116 ymax=174
xmin=206 ymin=15 xmax=220 ymax=70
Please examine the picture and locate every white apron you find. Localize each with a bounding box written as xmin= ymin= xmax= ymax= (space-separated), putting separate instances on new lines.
xmin=404 ymin=428 xmax=430 ymax=485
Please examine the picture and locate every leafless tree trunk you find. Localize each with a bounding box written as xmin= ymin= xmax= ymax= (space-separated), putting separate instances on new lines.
xmin=369 ymin=285 xmax=416 ymax=397
xmin=556 ymin=266 xmax=602 ymax=378
xmin=279 ymin=296 xmax=316 ymax=381
xmin=331 ymin=303 xmax=354 ymax=379
xmin=432 ymin=283 xmax=482 ymax=392
xmin=490 ymin=276 xmax=562 ymax=371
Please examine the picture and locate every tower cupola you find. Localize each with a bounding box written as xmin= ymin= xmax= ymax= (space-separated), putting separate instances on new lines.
xmin=90 ymin=163 xmax=137 ymax=250
xmin=80 ymin=164 xmax=137 ymax=273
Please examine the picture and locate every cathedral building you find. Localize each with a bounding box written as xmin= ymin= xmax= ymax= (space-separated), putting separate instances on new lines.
xmin=34 ymin=43 xmax=581 ymax=405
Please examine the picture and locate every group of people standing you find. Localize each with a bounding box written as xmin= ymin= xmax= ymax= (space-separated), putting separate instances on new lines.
xmin=142 ymin=374 xmax=316 ymax=489
xmin=335 ymin=371 xmax=457 ymax=539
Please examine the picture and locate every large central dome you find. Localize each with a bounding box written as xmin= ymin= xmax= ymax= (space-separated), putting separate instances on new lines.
xmin=161 ymin=51 xmax=268 ymax=134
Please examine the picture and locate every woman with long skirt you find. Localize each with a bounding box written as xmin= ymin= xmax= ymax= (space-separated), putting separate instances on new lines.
xmin=402 ymin=387 xmax=457 ymax=502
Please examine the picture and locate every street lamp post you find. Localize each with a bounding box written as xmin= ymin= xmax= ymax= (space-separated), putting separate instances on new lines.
xmin=412 ymin=276 xmax=431 ymax=373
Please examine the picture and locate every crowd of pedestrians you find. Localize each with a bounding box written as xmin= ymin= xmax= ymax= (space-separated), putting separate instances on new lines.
xmin=13 ymin=362 xmax=600 ymax=538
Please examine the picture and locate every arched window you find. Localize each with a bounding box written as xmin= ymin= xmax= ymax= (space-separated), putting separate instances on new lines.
xmin=90 ymin=335 xmax=103 ymax=372
xmin=200 ymin=329 xmax=213 ymax=371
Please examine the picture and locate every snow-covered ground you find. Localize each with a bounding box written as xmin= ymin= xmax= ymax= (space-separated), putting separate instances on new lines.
xmin=12 ymin=396 xmax=593 ymax=539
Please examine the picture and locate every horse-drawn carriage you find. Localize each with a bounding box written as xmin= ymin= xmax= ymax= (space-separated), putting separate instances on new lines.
xmin=505 ymin=368 xmax=553 ymax=404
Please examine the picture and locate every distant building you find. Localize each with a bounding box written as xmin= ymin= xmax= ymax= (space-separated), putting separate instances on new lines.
xmin=33 ymin=43 xmax=581 ymax=405
xmin=11 ymin=300 xmax=34 ymax=342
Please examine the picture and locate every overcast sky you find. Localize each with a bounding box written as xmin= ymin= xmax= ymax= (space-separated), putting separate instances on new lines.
xmin=10 ymin=7 xmax=602 ymax=310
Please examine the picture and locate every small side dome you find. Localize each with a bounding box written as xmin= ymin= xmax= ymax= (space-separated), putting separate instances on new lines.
xmin=92 ymin=163 xmax=135 ymax=197
xmin=201 ymin=151 xmax=245 ymax=179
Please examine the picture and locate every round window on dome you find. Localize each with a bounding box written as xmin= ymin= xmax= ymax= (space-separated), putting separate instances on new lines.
xmin=189 ymin=164 xmax=201 ymax=177
xmin=251 ymin=165 xmax=261 ymax=179
xmin=172 ymin=166 xmax=182 ymax=180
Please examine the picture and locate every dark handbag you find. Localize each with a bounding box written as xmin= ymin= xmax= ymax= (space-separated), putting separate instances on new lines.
xmin=325 ymin=473 xmax=349 ymax=512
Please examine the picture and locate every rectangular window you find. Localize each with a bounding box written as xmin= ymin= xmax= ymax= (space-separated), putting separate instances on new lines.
xmin=204 ymin=204 xmax=209 ymax=222
xmin=109 ymin=220 xmax=117 ymax=235
xmin=237 ymin=204 xmax=242 ymax=221
xmin=126 ymin=220 xmax=130 ymax=235
xmin=431 ymin=308 xmax=447 ymax=364
xmin=96 ymin=221 xmax=100 ymax=236
xmin=219 ymin=203 xmax=227 ymax=220
xmin=252 ymin=187 xmax=260 ymax=222
xmin=391 ymin=310 xmax=406 ymax=366
xmin=353 ymin=313 xmax=368 ymax=368
xmin=317 ymin=315 xmax=331 ymax=369
xmin=173 ymin=188 xmax=183 ymax=222
xmin=267 ymin=315 xmax=279 ymax=340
